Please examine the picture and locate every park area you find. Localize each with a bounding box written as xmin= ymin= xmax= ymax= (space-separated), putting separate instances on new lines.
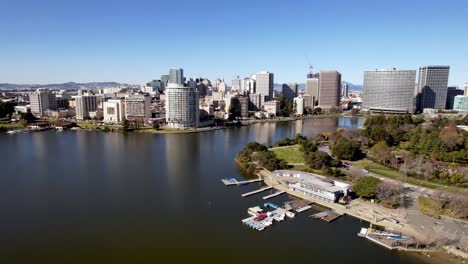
xmin=269 ymin=145 xmax=305 ymax=164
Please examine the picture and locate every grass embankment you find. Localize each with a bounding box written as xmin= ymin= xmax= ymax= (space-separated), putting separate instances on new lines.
xmin=269 ymin=145 xmax=305 ymax=164
xmin=0 ymin=123 xmax=22 ymax=129
xmin=417 ymin=196 xmax=442 ymax=219
xmin=352 ymin=159 xmax=444 ymax=189
xmin=76 ymin=122 xmax=120 ymax=131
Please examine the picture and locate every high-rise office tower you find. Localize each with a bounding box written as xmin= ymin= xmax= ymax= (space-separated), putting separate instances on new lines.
xmin=165 ymin=83 xmax=199 ymax=128
xmin=255 ymin=71 xmax=274 ymax=100
xmin=362 ymin=68 xmax=416 ymax=113
xmin=29 ymin=89 xmax=57 ymax=115
xmin=446 ymin=87 xmax=464 ymax=109
xmin=240 ymin=77 xmax=251 ymax=94
xmin=282 ymin=83 xmax=298 ymax=100
xmin=417 ymin=66 xmax=450 ymax=111
xmin=463 ymin=83 xmax=468 ymax=96
xmin=306 ymin=72 xmax=319 ymax=104
xmin=160 ymin=74 xmax=170 ymax=90
xmin=169 ymin=68 xmax=184 ymax=85
xmin=74 ymin=90 xmax=97 ymax=120
xmin=341 ymin=83 xmax=349 ymax=98
xmin=231 ymin=76 xmax=242 ymax=91
xmin=318 ymin=70 xmax=341 ymax=109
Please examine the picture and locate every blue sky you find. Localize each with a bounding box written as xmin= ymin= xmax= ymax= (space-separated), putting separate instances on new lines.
xmin=1 ymin=0 xmax=467 ymax=85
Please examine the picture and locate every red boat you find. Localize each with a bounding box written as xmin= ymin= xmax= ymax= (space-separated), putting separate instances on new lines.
xmin=254 ymin=213 xmax=267 ymax=221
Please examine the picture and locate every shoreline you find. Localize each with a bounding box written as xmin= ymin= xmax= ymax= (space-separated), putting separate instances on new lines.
xmin=3 ymin=114 xmax=352 ymax=135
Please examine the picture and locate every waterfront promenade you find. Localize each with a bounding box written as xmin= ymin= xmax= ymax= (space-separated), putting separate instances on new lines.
xmin=257 ymin=168 xmax=468 ymax=251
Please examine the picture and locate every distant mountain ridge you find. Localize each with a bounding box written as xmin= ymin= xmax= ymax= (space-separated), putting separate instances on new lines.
xmin=0 ymin=82 xmax=133 ymax=90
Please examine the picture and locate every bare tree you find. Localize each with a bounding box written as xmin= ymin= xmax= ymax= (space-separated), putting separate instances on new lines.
xmin=376 ymin=182 xmax=404 ymax=208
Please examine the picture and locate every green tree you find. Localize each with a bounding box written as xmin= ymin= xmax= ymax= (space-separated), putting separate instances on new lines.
xmin=353 ymin=177 xmax=382 ymax=199
xmin=305 ymin=151 xmax=331 ymax=169
xmin=152 ymin=122 xmax=160 ymax=130
xmin=0 ymin=102 xmax=15 ymax=118
xmin=331 ymin=138 xmax=364 ymax=161
xmin=122 ymin=118 xmax=130 ymax=131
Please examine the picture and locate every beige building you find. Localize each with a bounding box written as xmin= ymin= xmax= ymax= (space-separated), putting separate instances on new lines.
xmin=103 ymin=99 xmax=125 ymax=123
xmin=264 ymin=100 xmax=280 ymax=116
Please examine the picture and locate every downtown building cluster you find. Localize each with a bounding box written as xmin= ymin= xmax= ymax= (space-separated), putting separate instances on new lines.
xmin=2 ymin=65 xmax=467 ymax=130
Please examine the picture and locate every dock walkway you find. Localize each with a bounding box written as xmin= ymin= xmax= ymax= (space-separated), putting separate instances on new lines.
xmin=241 ymin=187 xmax=273 ymax=197
xmin=262 ymin=191 xmax=285 ymax=200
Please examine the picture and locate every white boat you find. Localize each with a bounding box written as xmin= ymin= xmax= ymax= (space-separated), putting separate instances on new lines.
xmin=6 ymin=130 xmax=17 ymax=134
xmin=286 ymin=211 xmax=295 ymax=218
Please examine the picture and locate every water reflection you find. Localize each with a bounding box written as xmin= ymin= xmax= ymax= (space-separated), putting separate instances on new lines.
xmin=0 ymin=116 xmax=428 ymax=264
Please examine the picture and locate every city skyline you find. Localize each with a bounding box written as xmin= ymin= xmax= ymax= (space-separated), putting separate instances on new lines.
xmin=1 ymin=0 xmax=467 ymax=85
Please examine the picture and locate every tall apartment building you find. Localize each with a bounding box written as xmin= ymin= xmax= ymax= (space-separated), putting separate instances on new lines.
xmin=318 ymin=70 xmax=341 ymax=109
xmin=103 ymin=98 xmax=125 ymax=123
xmin=446 ymin=87 xmax=464 ymax=109
xmin=255 ymin=71 xmax=274 ymax=100
xmin=463 ymin=83 xmax=468 ymax=96
xmin=29 ymin=89 xmax=57 ymax=115
xmin=169 ymin=68 xmax=184 ymax=85
xmin=362 ymin=68 xmax=416 ymax=113
xmin=306 ymin=72 xmax=319 ymax=104
xmin=282 ymin=83 xmax=298 ymax=100
xmin=417 ymin=66 xmax=450 ymax=111
xmin=165 ymin=83 xmax=199 ymax=128
xmin=125 ymin=94 xmax=152 ymax=120
xmin=74 ymin=90 xmax=97 ymax=120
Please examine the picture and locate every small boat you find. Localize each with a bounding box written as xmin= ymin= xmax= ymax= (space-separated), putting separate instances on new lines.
xmin=285 ymin=211 xmax=295 ymax=218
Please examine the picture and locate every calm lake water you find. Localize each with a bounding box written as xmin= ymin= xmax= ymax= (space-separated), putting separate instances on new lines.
xmin=0 ymin=117 xmax=425 ymax=263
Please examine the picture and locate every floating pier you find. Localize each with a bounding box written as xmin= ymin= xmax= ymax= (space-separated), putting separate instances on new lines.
xmin=309 ymin=211 xmax=329 ymax=219
xmin=221 ymin=178 xmax=263 ymax=186
xmin=296 ymin=205 xmax=312 ymax=213
xmin=309 ymin=210 xmax=343 ymax=222
xmin=241 ymin=186 xmax=273 ymax=197
xmin=321 ymin=211 xmax=342 ymax=222
xmin=262 ymin=191 xmax=285 ymax=200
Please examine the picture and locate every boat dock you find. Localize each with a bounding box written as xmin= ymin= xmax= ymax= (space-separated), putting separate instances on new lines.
xmin=321 ymin=211 xmax=342 ymax=222
xmin=262 ymin=191 xmax=285 ymax=200
xmin=296 ymin=205 xmax=312 ymax=213
xmin=242 ymin=205 xmax=291 ymax=231
xmin=309 ymin=210 xmax=343 ymax=222
xmin=221 ymin=178 xmax=263 ymax=186
xmin=241 ymin=186 xmax=273 ymax=197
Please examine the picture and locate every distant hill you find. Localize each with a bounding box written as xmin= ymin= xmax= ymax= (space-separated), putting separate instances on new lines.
xmin=0 ymin=82 xmax=134 ymax=90
xmin=274 ymin=81 xmax=362 ymax=92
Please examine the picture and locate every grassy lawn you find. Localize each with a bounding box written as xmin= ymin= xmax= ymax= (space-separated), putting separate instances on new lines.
xmin=417 ymin=195 xmax=441 ymax=219
xmin=351 ymin=159 xmax=443 ymax=189
xmin=270 ymin=145 xmax=305 ymax=164
xmin=0 ymin=123 xmax=22 ymax=129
